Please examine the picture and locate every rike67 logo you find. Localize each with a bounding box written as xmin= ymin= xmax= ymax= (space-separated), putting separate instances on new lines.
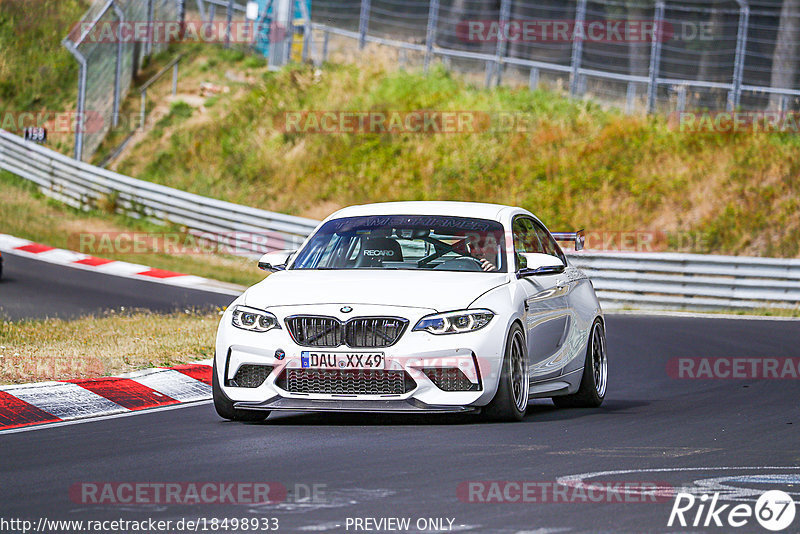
xmin=668 ymin=490 xmax=796 ymax=531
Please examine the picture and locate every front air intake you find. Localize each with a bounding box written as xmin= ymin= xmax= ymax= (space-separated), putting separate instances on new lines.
xmin=227 ymin=364 xmax=274 ymax=388
xmin=421 ymin=367 xmax=480 ymax=392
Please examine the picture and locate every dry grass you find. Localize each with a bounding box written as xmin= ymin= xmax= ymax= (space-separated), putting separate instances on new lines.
xmin=108 ymin=46 xmax=800 ymax=258
xmin=0 ymin=309 xmax=219 ymax=384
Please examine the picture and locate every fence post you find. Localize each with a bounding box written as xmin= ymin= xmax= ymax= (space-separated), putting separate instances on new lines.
xmin=62 ymin=40 xmax=87 ymax=161
xmin=493 ymin=0 xmax=511 ymax=86
xmin=647 ymin=1 xmax=665 ymax=113
xmin=112 ymin=2 xmax=124 ymax=128
xmin=225 ymin=0 xmax=235 ymax=48
xmin=569 ymin=0 xmax=587 ymax=96
xmin=323 ymin=28 xmax=330 ymax=62
xmin=297 ymin=0 xmax=317 ymax=64
xmin=358 ymin=0 xmax=371 ymax=50
xmin=172 ymin=60 xmax=179 ymax=96
xmin=178 ymin=0 xmax=186 ymax=37
xmin=195 ymin=0 xmax=206 ymax=22
xmin=146 ymin=0 xmax=154 ymax=56
xmin=424 ymin=0 xmax=440 ymax=73
xmin=140 ymin=90 xmax=147 ymax=130
xmin=728 ymin=0 xmax=749 ymax=111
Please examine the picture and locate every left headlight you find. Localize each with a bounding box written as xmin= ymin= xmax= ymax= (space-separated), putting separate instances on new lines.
xmin=412 ymin=309 xmax=494 ymax=335
xmin=231 ymin=305 xmax=280 ymax=332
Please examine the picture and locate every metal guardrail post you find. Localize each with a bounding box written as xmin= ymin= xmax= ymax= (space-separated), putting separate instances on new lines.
xmin=529 ymin=68 xmax=539 ymax=90
xmin=647 ymin=1 xmax=665 ymax=113
xmin=676 ymin=85 xmax=687 ymax=113
xmin=358 ymin=0 xmax=371 ymax=50
xmin=569 ymin=0 xmax=587 ymax=96
xmin=424 ymin=0 xmax=440 ymax=73
xmin=728 ymin=0 xmax=750 ymax=111
xmin=625 ymin=82 xmax=636 ymax=114
xmin=112 ymin=2 xmax=124 ymax=128
xmin=322 ymin=28 xmax=330 ymax=63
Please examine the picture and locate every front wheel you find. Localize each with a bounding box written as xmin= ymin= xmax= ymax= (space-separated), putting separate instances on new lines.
xmin=483 ymin=323 xmax=529 ymax=422
xmin=212 ymin=360 xmax=270 ymax=422
xmin=553 ymin=318 xmax=607 ymax=408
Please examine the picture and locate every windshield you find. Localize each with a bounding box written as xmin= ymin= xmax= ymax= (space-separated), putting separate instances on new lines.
xmin=291 ymin=215 xmax=507 ymax=272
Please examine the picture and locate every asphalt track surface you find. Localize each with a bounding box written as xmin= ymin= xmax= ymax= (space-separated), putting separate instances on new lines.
xmin=2 ymin=303 xmax=800 ymax=532
xmin=0 ymin=252 xmax=236 ymax=320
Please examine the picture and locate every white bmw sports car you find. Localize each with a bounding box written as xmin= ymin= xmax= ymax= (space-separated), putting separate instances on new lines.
xmin=213 ymin=201 xmax=607 ymax=422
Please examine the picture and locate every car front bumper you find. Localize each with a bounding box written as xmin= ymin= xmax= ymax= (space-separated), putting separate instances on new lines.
xmin=215 ymin=303 xmax=509 ymax=412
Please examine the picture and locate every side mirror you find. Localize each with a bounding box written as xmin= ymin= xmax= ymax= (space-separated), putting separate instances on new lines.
xmin=258 ymin=250 xmax=296 ymax=272
xmin=517 ymin=253 xmax=565 ymax=278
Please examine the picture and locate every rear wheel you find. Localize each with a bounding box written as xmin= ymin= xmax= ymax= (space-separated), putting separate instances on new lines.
xmin=553 ymin=318 xmax=607 ymax=408
xmin=483 ymin=323 xmax=529 ymax=422
xmin=212 ymin=360 xmax=270 ymax=422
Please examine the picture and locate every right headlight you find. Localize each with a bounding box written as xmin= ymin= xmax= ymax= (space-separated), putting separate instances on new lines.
xmin=412 ymin=309 xmax=495 ymax=335
xmin=231 ymin=305 xmax=280 ymax=332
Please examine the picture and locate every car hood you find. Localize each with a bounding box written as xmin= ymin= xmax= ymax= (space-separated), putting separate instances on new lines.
xmin=244 ymin=269 xmax=510 ymax=312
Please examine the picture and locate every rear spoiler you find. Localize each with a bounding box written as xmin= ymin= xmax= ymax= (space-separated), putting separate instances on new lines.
xmin=551 ymin=229 xmax=585 ymax=251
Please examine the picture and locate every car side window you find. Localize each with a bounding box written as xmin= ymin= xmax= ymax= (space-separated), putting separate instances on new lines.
xmin=512 ymin=217 xmax=544 ymax=254
xmin=531 ymin=221 xmax=566 ymax=264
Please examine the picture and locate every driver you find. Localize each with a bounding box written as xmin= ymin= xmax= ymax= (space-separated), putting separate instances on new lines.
xmin=469 ymin=236 xmax=499 ymax=272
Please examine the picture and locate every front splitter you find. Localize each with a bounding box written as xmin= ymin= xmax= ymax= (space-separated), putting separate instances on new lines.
xmin=233 ymin=396 xmax=479 ymax=413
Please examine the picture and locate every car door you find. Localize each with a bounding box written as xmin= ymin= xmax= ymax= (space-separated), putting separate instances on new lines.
xmin=512 ymin=216 xmax=570 ymax=382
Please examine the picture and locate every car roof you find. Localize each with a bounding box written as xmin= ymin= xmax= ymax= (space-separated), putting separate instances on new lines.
xmin=327 ymin=201 xmax=522 ymax=222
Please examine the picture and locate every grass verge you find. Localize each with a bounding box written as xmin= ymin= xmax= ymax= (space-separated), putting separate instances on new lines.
xmin=0 ymin=309 xmax=218 ymax=385
xmin=0 ymin=170 xmax=264 ymax=287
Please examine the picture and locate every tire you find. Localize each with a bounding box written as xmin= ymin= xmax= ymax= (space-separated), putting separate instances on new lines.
xmin=553 ymin=319 xmax=607 ymax=408
xmin=212 ymin=360 xmax=270 ymax=422
xmin=483 ymin=323 xmax=529 ymax=422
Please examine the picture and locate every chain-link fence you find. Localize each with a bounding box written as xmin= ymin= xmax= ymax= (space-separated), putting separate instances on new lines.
xmin=63 ymin=0 xmax=183 ymax=161
xmin=65 ymin=0 xmax=800 ymax=160
xmin=309 ymin=0 xmax=800 ymax=114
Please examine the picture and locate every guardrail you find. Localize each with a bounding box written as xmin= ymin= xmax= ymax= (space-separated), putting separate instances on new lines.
xmin=0 ymin=130 xmax=317 ymax=256
xmin=1 ymin=129 xmax=798 ymax=312
xmin=568 ymin=252 xmax=800 ymax=311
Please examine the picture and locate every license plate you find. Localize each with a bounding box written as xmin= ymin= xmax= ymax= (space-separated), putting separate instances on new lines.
xmin=300 ymin=351 xmax=385 ymax=370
